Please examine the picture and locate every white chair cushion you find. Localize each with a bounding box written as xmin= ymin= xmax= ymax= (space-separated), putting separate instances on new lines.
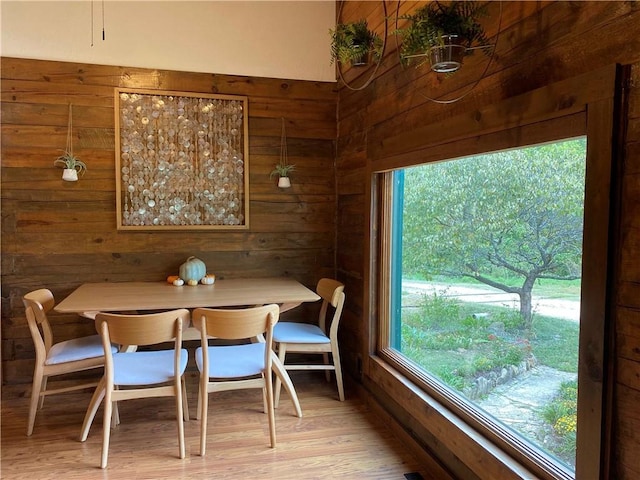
xmin=273 ymin=322 xmax=330 ymax=344
xmin=113 ymin=349 xmax=188 ymax=386
xmin=195 ymin=343 xmax=265 ymax=378
xmin=45 ymin=334 xmax=116 ymax=365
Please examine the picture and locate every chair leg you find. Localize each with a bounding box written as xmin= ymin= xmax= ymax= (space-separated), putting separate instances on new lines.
xmin=181 ymin=377 xmax=190 ymax=422
xmin=112 ymin=401 xmax=120 ymax=427
xmin=80 ymin=377 xmax=106 ymax=442
xmin=274 ymin=344 xmax=287 ymax=408
xmin=27 ymin=365 xmax=44 ymax=436
xmin=323 ymin=353 xmax=331 ymax=382
xmin=199 ymin=377 xmax=209 ymax=456
xmin=100 ymin=390 xmax=113 ymax=469
xmin=271 ymin=350 xmax=302 ymax=418
xmin=265 ymin=371 xmax=276 ymax=448
xmin=111 ymin=386 xmax=120 ymax=426
xmin=38 ymin=375 xmax=48 ymax=409
xmin=196 ymin=385 xmax=201 ymax=421
xmin=331 ymin=343 xmax=345 ymax=402
xmin=175 ymin=378 xmax=186 ymax=460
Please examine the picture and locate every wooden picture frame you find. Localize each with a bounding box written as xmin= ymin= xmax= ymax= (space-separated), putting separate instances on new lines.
xmin=115 ymin=88 xmax=249 ymax=230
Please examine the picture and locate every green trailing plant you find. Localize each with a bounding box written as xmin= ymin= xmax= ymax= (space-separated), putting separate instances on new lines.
xmin=395 ymin=1 xmax=489 ymax=67
xmin=54 ymin=150 xmax=87 ymax=175
xmin=330 ymin=19 xmax=383 ymax=66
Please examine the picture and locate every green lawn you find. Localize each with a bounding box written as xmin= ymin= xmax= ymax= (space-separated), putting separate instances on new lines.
xmin=399 ymin=293 xmax=580 ymax=392
xmin=399 ymin=290 xmax=580 ymax=465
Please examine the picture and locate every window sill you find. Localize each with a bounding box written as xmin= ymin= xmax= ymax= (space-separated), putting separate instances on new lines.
xmin=366 ymin=354 xmax=540 ymax=480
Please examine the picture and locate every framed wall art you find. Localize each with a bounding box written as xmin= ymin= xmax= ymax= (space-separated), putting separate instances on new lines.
xmin=115 ymin=87 xmax=249 ymax=230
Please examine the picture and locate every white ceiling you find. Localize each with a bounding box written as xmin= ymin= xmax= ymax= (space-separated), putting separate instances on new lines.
xmin=0 ymin=0 xmax=336 ymax=82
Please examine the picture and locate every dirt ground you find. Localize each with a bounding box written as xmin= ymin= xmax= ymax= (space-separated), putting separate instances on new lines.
xmin=402 ymin=280 xmax=580 ymax=322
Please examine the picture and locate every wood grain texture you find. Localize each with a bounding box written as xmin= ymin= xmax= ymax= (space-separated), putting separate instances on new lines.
xmin=0 ymin=57 xmax=337 ymax=386
xmin=0 ymin=371 xmax=443 ymax=479
xmin=334 ymin=2 xmax=640 ymax=480
xmin=5 ymin=1 xmax=640 ymax=479
xmin=54 ymin=278 xmax=320 ymax=313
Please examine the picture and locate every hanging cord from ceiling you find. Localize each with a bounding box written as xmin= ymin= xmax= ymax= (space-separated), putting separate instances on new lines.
xmin=280 ymin=117 xmax=288 ymax=168
xmin=65 ymin=103 xmax=74 ymax=157
xmin=90 ymin=0 xmax=106 ymax=46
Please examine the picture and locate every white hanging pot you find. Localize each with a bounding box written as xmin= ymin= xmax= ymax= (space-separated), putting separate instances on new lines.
xmin=62 ymin=168 xmax=78 ymax=182
xmin=278 ymin=176 xmax=291 ymax=188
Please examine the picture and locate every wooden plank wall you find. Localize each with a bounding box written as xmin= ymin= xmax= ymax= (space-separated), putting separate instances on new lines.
xmin=335 ymin=1 xmax=640 ymax=479
xmin=616 ymin=62 xmax=640 ymax=479
xmin=0 ymin=58 xmax=337 ymax=384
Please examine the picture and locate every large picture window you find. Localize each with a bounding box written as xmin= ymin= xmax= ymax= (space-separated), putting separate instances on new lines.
xmin=368 ymin=65 xmax=619 ymax=480
xmin=378 ymin=138 xmax=598 ymax=479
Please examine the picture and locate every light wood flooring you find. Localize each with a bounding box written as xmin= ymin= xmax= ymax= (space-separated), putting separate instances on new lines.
xmin=1 ymin=370 xmax=438 ymax=479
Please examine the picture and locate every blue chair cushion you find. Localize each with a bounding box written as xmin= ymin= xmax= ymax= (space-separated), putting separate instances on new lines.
xmin=195 ymin=343 xmax=265 ymax=378
xmin=113 ymin=349 xmax=188 ymax=386
xmin=273 ymin=322 xmax=330 ymax=344
xmin=46 ymin=334 xmax=116 ymax=365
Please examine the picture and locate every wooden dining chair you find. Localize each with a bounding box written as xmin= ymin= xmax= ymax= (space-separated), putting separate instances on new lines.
xmin=272 ymin=278 xmax=346 ymax=405
xmin=80 ymin=309 xmax=190 ymax=469
xmin=192 ymin=304 xmax=280 ymax=456
xmin=22 ymin=289 xmax=116 ymax=436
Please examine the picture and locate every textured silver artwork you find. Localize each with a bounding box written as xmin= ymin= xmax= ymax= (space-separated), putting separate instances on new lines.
xmin=115 ymin=88 xmax=249 ymax=230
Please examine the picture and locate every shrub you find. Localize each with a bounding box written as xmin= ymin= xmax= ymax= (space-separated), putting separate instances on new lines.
xmin=436 ymin=369 xmax=469 ymax=391
xmin=541 ymin=382 xmax=577 ymax=467
xmin=492 ymin=308 xmax=525 ymax=330
xmin=541 ymin=379 xmax=577 ymax=464
xmin=418 ymin=291 xmax=461 ymax=328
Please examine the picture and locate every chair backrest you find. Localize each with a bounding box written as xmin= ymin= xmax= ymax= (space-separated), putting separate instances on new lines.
xmin=192 ymin=304 xmax=279 ymax=386
xmin=96 ymin=309 xmax=190 ymax=389
xmin=95 ymin=309 xmax=190 ymax=348
xmin=191 ymin=304 xmax=280 ymax=342
xmin=23 ymin=289 xmax=56 ymax=359
xmin=316 ymin=278 xmax=345 ymax=340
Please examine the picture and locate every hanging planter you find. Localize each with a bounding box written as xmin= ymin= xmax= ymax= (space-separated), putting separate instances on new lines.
xmin=332 ymin=1 xmax=389 ymax=92
xmin=277 ymin=176 xmax=291 ymax=188
xmin=395 ymin=1 xmax=489 ymax=73
xmin=270 ymin=118 xmax=295 ymax=189
xmin=428 ymin=34 xmax=467 ymax=73
xmin=54 ymin=104 xmax=87 ymax=181
xmin=330 ymin=19 xmax=383 ymax=68
xmin=349 ymin=46 xmax=372 ymax=67
xmin=62 ymin=168 xmax=80 ymax=181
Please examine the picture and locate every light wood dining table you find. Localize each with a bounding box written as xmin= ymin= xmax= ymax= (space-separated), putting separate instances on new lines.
xmin=55 ymin=277 xmax=320 ymax=434
xmin=55 ymin=277 xmax=319 ymax=315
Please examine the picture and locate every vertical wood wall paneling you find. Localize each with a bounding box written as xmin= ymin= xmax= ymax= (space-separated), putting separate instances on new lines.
xmin=335 ymin=1 xmax=640 ymax=480
xmin=0 ymin=57 xmax=337 ymax=385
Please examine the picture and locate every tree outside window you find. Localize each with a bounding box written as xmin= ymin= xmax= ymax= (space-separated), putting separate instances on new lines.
xmin=389 ymin=138 xmax=586 ymax=470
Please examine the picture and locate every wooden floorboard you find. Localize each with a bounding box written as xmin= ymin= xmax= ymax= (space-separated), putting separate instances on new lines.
xmin=1 ymin=371 xmax=436 ymax=479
